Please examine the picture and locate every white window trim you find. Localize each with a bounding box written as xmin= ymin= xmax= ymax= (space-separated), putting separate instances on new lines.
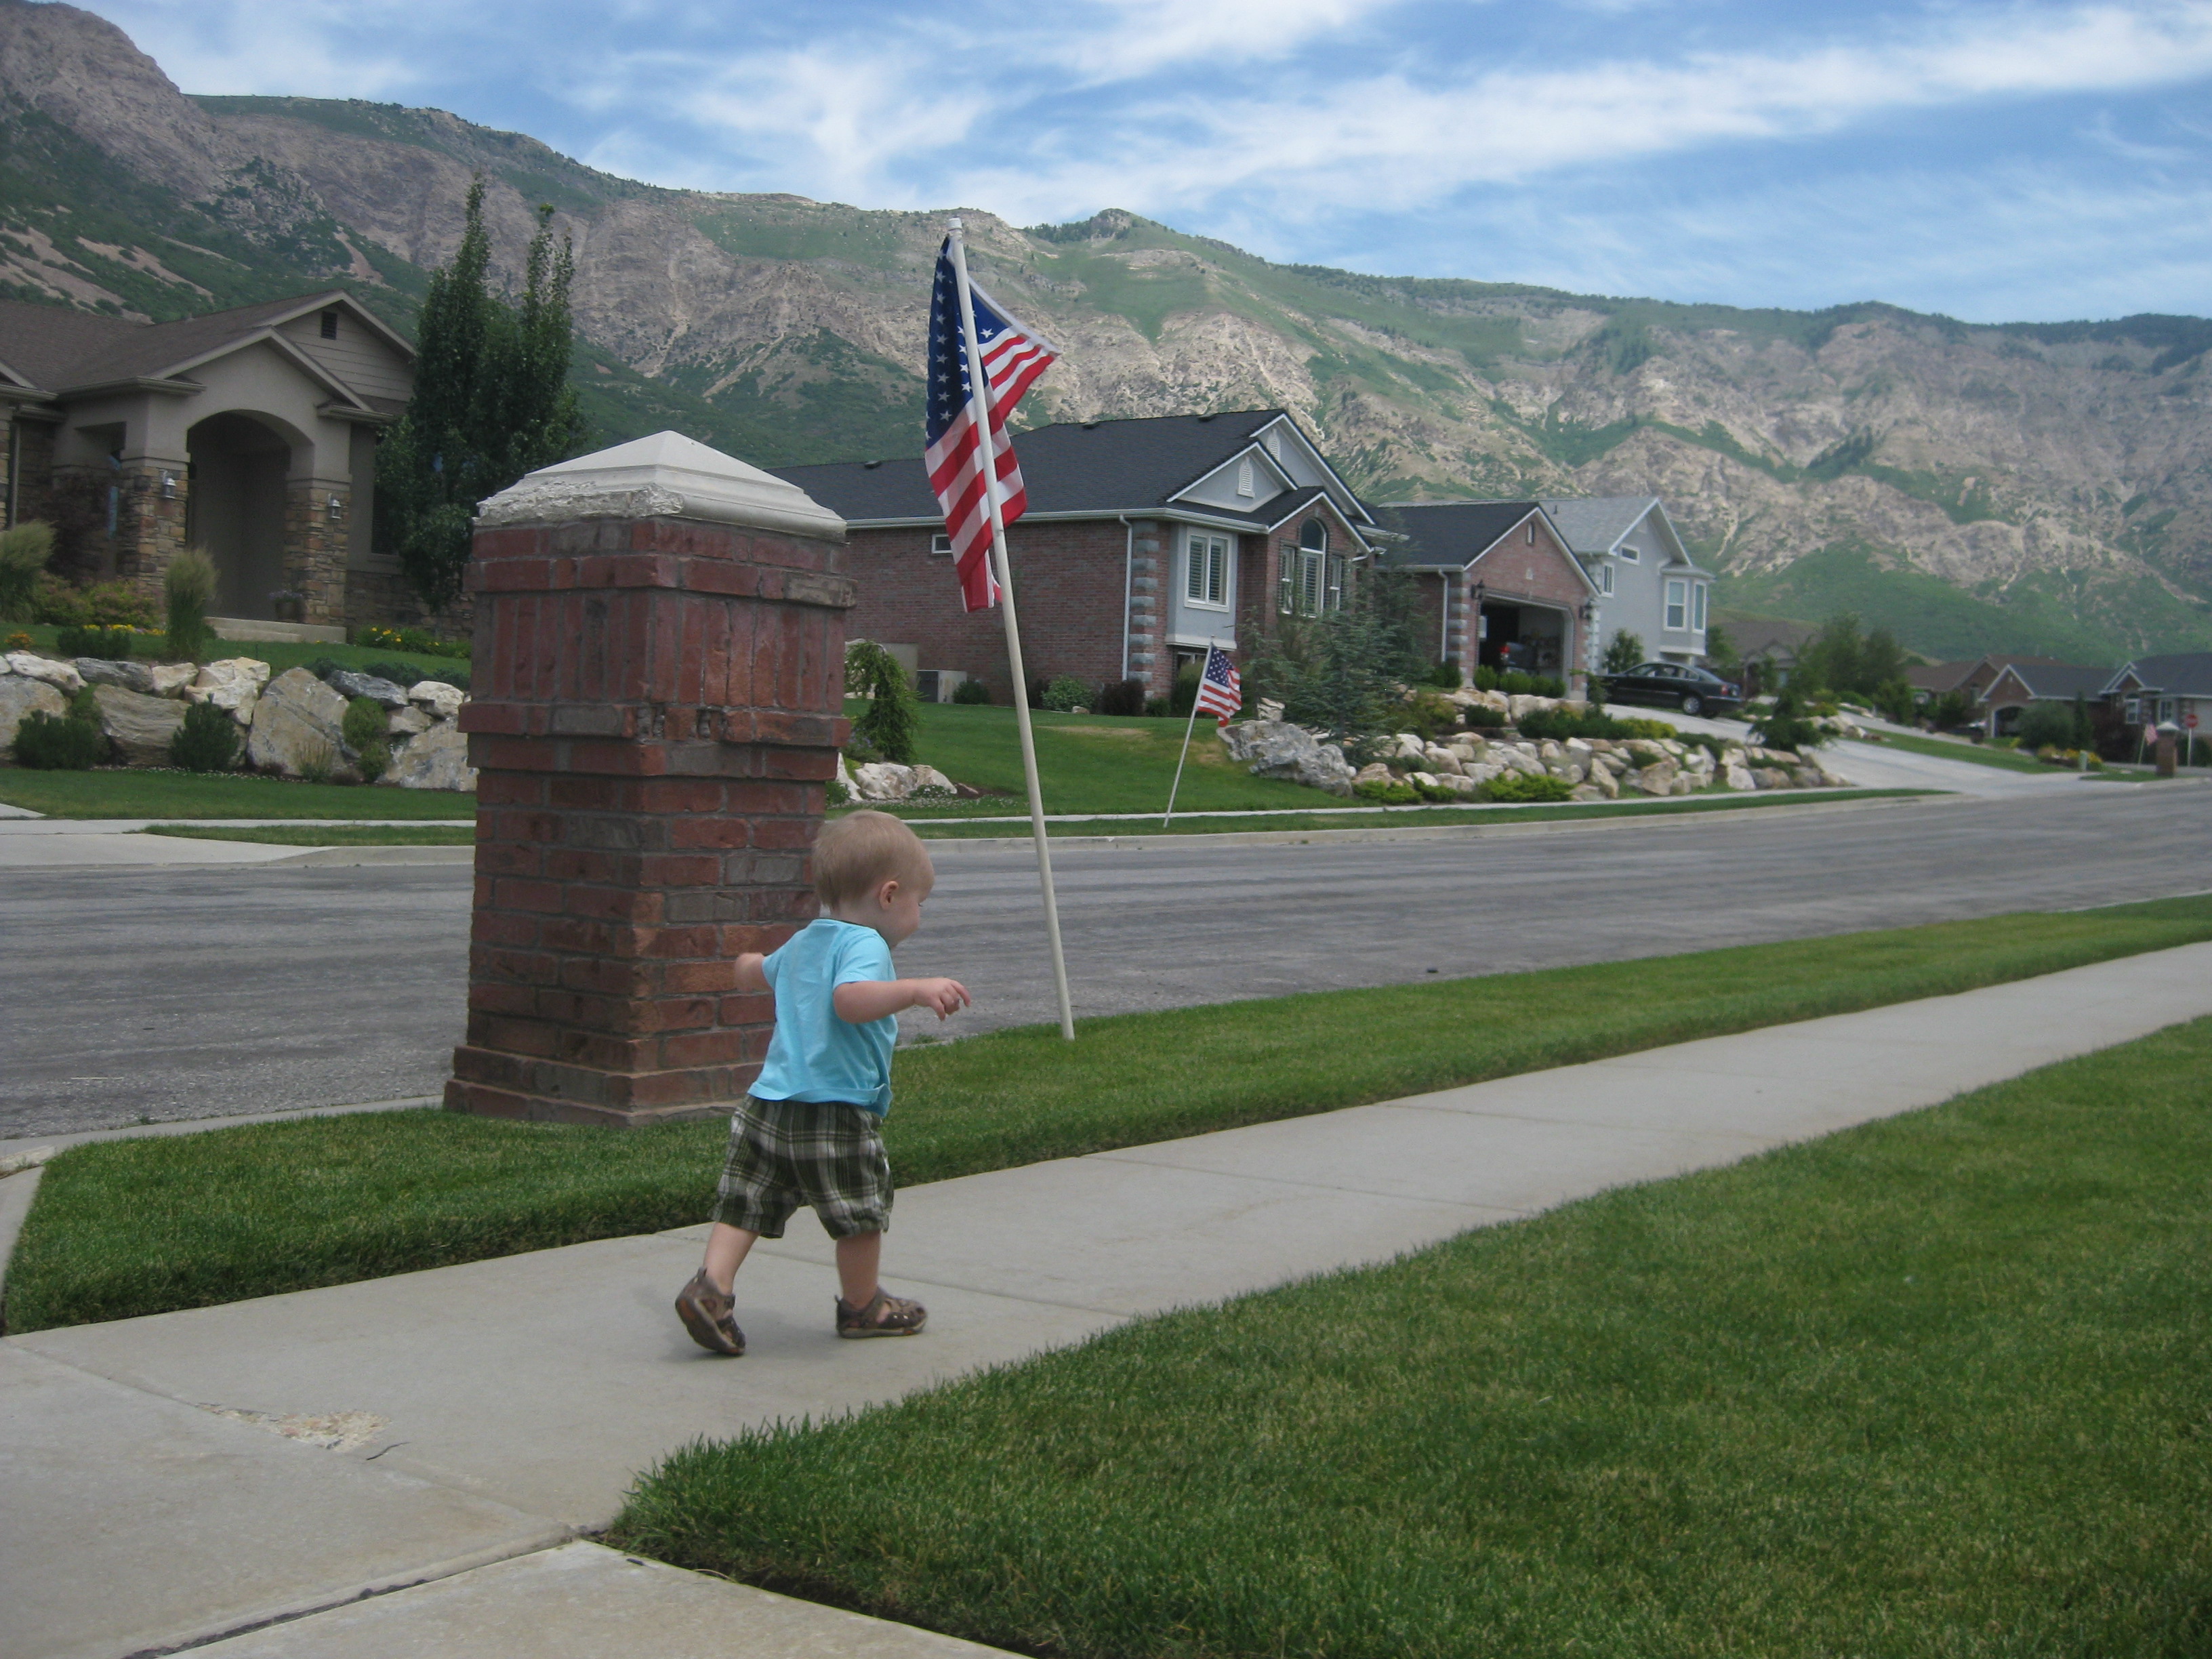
xmin=929 ymin=532 xmax=953 ymax=556
xmin=1599 ymin=561 xmax=1614 ymax=596
xmin=1617 ymin=540 xmax=1640 ymax=562
xmin=1692 ymin=583 xmax=1708 ymax=632
xmin=1185 ymin=532 xmax=1231 ymax=611
xmin=1664 ymin=579 xmax=1688 ymax=632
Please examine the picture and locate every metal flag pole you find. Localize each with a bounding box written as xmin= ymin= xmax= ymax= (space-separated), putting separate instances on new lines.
xmin=946 ymin=217 xmax=1075 ymax=1041
xmin=1162 ymin=638 xmax=1212 ymax=828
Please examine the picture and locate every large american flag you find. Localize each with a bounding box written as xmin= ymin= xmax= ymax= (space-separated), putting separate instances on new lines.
xmin=926 ymin=240 xmax=1058 ymax=611
xmin=1193 ymin=644 xmax=1242 ymax=726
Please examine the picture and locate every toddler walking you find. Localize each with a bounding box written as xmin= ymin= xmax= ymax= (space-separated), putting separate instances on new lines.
xmin=674 ymin=811 xmax=969 ymax=1355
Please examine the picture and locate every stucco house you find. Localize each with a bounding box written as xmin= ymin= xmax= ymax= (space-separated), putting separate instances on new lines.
xmin=1379 ymin=501 xmax=1598 ymax=696
xmin=1541 ymin=496 xmax=1715 ymax=668
xmin=774 ymin=409 xmax=1382 ymax=703
xmin=0 ymin=290 xmax=415 ymax=635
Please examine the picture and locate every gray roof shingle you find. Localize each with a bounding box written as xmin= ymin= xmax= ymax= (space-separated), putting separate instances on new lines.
xmin=1373 ymin=501 xmax=1542 ymax=568
xmin=0 ymin=291 xmax=351 ymax=391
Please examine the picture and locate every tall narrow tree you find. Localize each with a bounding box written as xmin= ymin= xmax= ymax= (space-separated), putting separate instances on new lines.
xmin=379 ymin=179 xmax=586 ymax=612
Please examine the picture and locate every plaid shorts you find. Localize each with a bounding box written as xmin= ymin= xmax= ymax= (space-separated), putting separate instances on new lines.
xmin=711 ymin=1096 xmax=893 ymax=1240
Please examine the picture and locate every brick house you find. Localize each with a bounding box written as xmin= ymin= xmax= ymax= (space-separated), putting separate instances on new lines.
xmin=0 ymin=289 xmax=414 ymax=635
xmin=773 ymin=409 xmax=1382 ymax=703
xmin=1377 ymin=501 xmax=1599 ymax=697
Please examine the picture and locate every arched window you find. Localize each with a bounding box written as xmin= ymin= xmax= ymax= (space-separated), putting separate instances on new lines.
xmin=1279 ymin=520 xmax=1342 ymax=615
xmin=1300 ymin=520 xmax=1328 ymax=552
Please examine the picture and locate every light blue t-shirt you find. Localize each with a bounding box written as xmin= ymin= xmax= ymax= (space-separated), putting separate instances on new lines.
xmin=752 ymin=918 xmax=899 ymax=1115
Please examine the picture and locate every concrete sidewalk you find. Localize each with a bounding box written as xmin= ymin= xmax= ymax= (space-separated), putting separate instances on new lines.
xmin=7 ymin=943 xmax=2212 ymax=1657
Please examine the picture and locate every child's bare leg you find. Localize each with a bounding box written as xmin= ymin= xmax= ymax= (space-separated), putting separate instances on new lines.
xmin=702 ymin=1222 xmax=758 ymax=1294
xmin=834 ymin=1229 xmax=882 ymax=1307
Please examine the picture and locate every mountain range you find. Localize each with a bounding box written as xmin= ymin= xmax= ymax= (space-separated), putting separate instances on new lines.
xmin=3 ymin=0 xmax=2209 ymax=664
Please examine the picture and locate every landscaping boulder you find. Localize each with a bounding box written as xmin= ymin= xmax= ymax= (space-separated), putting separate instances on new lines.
xmin=1570 ymin=783 xmax=1608 ymax=803
xmin=186 ymin=657 xmax=271 ymax=726
xmin=91 ymin=684 xmax=186 ymax=766
xmin=407 ymin=680 xmax=466 ymax=721
xmin=248 ymin=667 xmax=350 ymax=779
xmin=329 ymin=670 xmax=410 ymax=708
xmin=1722 ymin=759 xmax=1757 ymax=791
xmin=851 ymin=762 xmax=916 ymax=801
xmin=7 ymin=652 xmax=83 ymax=693
xmin=387 ymin=704 xmax=433 ymax=738
xmin=1626 ymin=760 xmax=1679 ymax=797
xmin=147 ymin=663 xmax=197 ymax=697
xmin=76 ymin=657 xmax=157 ymax=695
xmin=0 ymin=674 xmax=65 ymax=758
xmin=1218 ymin=720 xmax=1355 ymax=796
xmin=380 ymin=721 xmax=475 ymax=792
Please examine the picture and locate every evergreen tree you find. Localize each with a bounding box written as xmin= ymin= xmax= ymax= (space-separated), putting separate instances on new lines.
xmin=379 ymin=180 xmax=586 ymax=611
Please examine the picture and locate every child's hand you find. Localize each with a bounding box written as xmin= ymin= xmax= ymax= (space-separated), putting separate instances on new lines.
xmin=909 ymin=977 xmax=971 ymax=1019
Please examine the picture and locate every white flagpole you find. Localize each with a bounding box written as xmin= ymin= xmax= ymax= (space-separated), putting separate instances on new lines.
xmin=947 ymin=217 xmax=1075 ymax=1042
xmin=1162 ymin=640 xmax=1212 ymax=827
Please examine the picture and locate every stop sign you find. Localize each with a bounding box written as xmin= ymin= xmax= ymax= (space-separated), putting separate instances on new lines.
xmin=2188 ymin=711 xmax=2202 ymax=731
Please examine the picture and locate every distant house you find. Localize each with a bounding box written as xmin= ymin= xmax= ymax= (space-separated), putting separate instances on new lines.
xmin=1379 ymin=501 xmax=1598 ymax=696
xmin=775 ymin=409 xmax=1381 ymax=703
xmin=2102 ymin=653 xmax=2212 ymax=733
xmin=0 ymin=291 xmax=414 ymax=634
xmin=1541 ymin=497 xmax=1717 ymax=668
xmin=1980 ymin=661 xmax=2112 ymax=735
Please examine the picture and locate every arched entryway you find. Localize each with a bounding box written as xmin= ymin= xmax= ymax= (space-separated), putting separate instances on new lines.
xmin=186 ymin=412 xmax=292 ymax=619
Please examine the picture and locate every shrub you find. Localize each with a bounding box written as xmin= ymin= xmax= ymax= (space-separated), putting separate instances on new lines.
xmin=1094 ymin=677 xmax=1146 ymax=717
xmin=1143 ymin=694 xmax=1171 ymax=717
xmin=1498 ymin=670 xmax=1566 ymax=699
xmin=298 ymin=738 xmax=339 ymax=785
xmin=1353 ymin=777 xmax=1420 ymax=804
xmin=0 ymin=520 xmax=55 ymax=623
xmin=342 ymin=696 xmax=388 ymax=753
xmin=1750 ymin=686 xmax=1827 ymax=752
xmin=354 ymin=623 xmax=470 ymax=660
xmin=1169 ymin=663 xmax=1201 ymax=718
xmin=1481 ymin=770 xmax=1575 ymax=803
xmin=163 ymin=547 xmax=218 ymax=663
xmin=1870 ymin=678 xmax=1917 ymax=726
xmin=826 ymin=773 xmax=851 ymax=807
xmin=950 ymin=677 xmax=993 ymax=705
xmin=14 ymin=708 xmax=104 ymax=769
xmin=2015 ymin=702 xmax=2078 ymax=753
xmin=845 ymin=640 xmax=919 ymax=764
xmin=1422 ymin=659 xmax=1463 ymax=689
xmin=1040 ymin=674 xmax=1090 ymax=713
xmin=1461 ymin=704 xmax=1507 ymax=729
xmin=29 ymin=571 xmax=89 ymax=628
xmin=1473 ymin=665 xmax=1500 ymax=692
xmin=56 ymin=623 xmax=140 ymax=659
xmin=356 ymin=738 xmax=392 ymax=784
xmin=1601 ymin=629 xmax=1645 ymax=676
xmin=169 ymin=700 xmax=240 ymax=773
xmin=83 ymin=582 xmax=153 ymax=628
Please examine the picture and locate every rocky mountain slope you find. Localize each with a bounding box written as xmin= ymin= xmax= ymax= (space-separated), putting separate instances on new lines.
xmin=3 ymin=0 xmax=2208 ymax=661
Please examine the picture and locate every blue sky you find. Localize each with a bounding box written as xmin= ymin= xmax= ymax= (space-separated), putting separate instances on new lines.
xmin=84 ymin=0 xmax=2212 ymax=323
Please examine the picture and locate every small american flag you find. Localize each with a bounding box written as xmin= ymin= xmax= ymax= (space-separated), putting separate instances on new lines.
xmin=926 ymin=239 xmax=1058 ymax=611
xmin=1193 ymin=644 xmax=1242 ymax=726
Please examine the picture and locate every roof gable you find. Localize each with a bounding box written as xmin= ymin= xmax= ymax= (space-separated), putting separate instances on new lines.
xmin=2102 ymin=652 xmax=2212 ymax=697
xmin=0 ymin=290 xmax=412 ymax=394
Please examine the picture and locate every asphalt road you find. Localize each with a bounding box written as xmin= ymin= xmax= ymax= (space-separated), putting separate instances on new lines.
xmin=4 ymin=785 xmax=2207 ymax=1139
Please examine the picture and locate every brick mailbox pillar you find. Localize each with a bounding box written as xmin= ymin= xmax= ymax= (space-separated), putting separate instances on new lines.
xmin=445 ymin=431 xmax=852 ymax=1128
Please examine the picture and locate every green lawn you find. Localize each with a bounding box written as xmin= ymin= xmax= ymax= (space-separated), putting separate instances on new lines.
xmin=1850 ymin=731 xmax=2056 ymax=774
xmin=5 ymin=621 xmax=469 ymax=687
xmin=863 ymin=699 xmax=1347 ymax=813
xmin=10 ymin=896 xmax=2212 ymax=1333
xmin=142 ymin=823 xmax=475 ymax=845
xmin=613 ymin=1017 xmax=2212 ymax=1659
xmin=0 ymin=769 xmax=478 ymax=819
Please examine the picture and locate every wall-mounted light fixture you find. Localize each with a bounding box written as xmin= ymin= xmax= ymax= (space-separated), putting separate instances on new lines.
xmin=327 ymin=494 xmax=346 ymax=521
xmin=159 ymin=471 xmax=178 ymax=499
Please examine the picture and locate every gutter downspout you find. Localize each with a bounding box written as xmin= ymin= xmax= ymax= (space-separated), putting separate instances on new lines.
xmin=1118 ymin=514 xmax=1134 ymax=682
xmin=1440 ymin=571 xmax=1452 ymax=662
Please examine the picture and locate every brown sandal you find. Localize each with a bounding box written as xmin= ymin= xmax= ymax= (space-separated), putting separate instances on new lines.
xmin=836 ymin=1288 xmax=926 ymax=1338
xmin=675 ymin=1271 xmax=745 ymax=1355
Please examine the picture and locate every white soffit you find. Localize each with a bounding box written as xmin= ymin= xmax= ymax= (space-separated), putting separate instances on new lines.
xmin=475 ymin=430 xmax=847 ymax=540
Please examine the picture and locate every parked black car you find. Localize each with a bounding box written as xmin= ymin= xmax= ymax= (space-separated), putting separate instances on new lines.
xmin=1605 ymin=661 xmax=1743 ymax=716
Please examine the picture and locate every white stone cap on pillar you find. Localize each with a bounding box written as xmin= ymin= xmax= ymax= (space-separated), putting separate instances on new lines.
xmin=474 ymin=430 xmax=846 ymax=541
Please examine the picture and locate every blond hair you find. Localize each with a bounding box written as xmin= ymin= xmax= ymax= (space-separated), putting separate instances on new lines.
xmin=814 ymin=811 xmax=934 ymax=907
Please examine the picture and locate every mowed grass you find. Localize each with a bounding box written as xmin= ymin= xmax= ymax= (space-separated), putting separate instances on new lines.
xmin=862 ymin=699 xmax=1345 ymax=814
xmin=612 ymin=1017 xmax=2212 ymax=1659
xmin=1853 ymin=731 xmax=2055 ymax=774
xmin=140 ymin=823 xmax=475 ymax=845
xmin=0 ymin=769 xmax=478 ymax=819
xmin=10 ymin=896 xmax=2212 ymax=1333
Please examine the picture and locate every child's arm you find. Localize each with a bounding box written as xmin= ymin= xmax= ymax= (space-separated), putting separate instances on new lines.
xmin=834 ymin=977 xmax=971 ymax=1023
xmin=734 ymin=953 xmax=769 ymax=994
